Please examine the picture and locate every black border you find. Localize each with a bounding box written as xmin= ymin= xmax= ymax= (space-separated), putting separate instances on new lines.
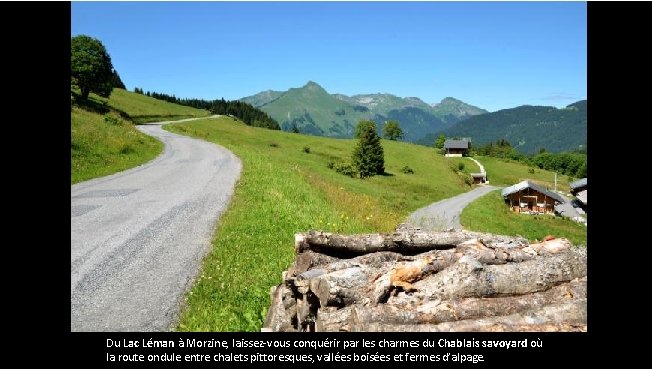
xmin=12 ymin=0 xmax=634 ymax=366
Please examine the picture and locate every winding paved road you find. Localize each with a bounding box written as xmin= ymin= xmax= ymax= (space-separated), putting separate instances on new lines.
xmin=71 ymin=117 xmax=241 ymax=331
xmin=407 ymin=185 xmax=497 ymax=231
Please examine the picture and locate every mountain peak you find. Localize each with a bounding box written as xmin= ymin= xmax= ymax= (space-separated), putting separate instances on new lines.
xmin=441 ymin=97 xmax=462 ymax=103
xmin=431 ymin=97 xmax=487 ymax=117
xmin=432 ymin=97 xmax=462 ymax=107
xmin=303 ymin=81 xmax=323 ymax=90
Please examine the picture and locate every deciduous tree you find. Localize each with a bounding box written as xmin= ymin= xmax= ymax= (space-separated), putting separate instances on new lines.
xmin=382 ymin=120 xmax=403 ymax=141
xmin=71 ymin=35 xmax=114 ymax=100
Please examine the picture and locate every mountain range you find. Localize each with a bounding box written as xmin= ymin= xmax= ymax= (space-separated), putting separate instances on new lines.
xmin=240 ymin=81 xmax=486 ymax=141
xmin=240 ymin=81 xmax=586 ymax=153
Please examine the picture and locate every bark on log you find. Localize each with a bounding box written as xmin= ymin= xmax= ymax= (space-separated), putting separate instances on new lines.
xmin=414 ymin=250 xmax=586 ymax=301
xmin=372 ymin=238 xmax=574 ymax=303
xmin=352 ymin=277 xmax=586 ymax=326
xmin=349 ymin=300 xmax=587 ymax=332
xmin=295 ymin=230 xmax=528 ymax=257
xmin=263 ymin=285 xmax=298 ymax=332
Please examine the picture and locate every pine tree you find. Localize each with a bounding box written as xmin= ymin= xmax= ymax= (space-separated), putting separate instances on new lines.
xmin=352 ymin=121 xmax=385 ymax=178
xmin=354 ymin=120 xmax=376 ymax=138
xmin=111 ymin=69 xmax=126 ymax=89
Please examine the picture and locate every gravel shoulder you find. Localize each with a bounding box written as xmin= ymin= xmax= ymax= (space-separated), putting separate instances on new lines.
xmin=71 ymin=118 xmax=241 ymax=331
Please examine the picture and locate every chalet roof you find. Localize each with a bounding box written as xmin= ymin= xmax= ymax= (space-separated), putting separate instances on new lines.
xmin=570 ymin=178 xmax=587 ymax=190
xmin=501 ymin=180 xmax=565 ymax=203
xmin=470 ymin=173 xmax=486 ymax=178
xmin=444 ymin=139 xmax=469 ymax=149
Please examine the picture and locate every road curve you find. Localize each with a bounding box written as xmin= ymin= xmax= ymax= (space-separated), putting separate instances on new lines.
xmin=406 ymin=185 xmax=497 ymax=231
xmin=71 ymin=117 xmax=241 ymax=331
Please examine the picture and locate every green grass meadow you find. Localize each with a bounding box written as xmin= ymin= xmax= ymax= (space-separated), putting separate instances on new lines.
xmin=104 ymin=89 xmax=211 ymax=123
xmin=165 ymin=117 xmax=472 ymax=331
xmin=461 ymin=190 xmax=587 ymax=246
xmin=446 ymin=156 xmax=481 ymax=174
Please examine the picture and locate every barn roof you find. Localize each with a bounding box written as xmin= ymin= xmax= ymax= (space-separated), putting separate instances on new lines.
xmin=501 ymin=180 xmax=565 ymax=203
xmin=443 ymin=139 xmax=469 ymax=149
xmin=570 ymin=178 xmax=587 ymax=190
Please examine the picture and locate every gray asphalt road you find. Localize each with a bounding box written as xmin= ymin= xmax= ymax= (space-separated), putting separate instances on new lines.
xmin=71 ymin=118 xmax=241 ymax=331
xmin=406 ymin=185 xmax=497 ymax=231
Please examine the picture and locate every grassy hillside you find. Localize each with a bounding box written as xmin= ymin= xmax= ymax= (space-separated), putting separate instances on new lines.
xmin=72 ymin=88 xmax=209 ymax=183
xmin=71 ymin=107 xmax=162 ymax=183
xmin=87 ymin=88 xmax=211 ymax=124
xmin=164 ymin=117 xmax=471 ymax=331
xmin=461 ymin=190 xmax=587 ymax=246
xmin=478 ymin=155 xmax=572 ymax=192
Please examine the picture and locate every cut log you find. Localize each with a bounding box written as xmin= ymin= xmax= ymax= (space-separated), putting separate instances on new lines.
xmin=263 ymin=285 xmax=297 ymax=332
xmin=285 ymin=251 xmax=339 ymax=277
xmin=295 ymin=230 xmax=528 ymax=257
xmin=350 ymin=300 xmax=587 ymax=332
xmin=292 ymin=266 xmax=375 ymax=307
xmin=372 ymin=238 xmax=574 ymax=303
xmin=415 ymin=250 xmax=586 ymax=300
xmin=351 ymin=277 xmax=586 ymax=326
xmin=318 ymin=306 xmax=355 ymax=332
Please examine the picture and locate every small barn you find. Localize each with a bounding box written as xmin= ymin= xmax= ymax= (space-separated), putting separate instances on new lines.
xmin=470 ymin=172 xmax=487 ymax=184
xmin=501 ymin=180 xmax=565 ymax=214
xmin=443 ymin=139 xmax=469 ymax=157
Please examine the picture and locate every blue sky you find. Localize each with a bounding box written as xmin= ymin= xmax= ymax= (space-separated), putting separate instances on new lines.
xmin=71 ymin=1 xmax=586 ymax=112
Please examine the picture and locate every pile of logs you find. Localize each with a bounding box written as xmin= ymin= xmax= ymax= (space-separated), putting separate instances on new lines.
xmin=263 ymin=226 xmax=587 ymax=332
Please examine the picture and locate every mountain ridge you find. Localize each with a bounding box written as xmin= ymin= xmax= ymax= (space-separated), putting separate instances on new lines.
xmin=440 ymin=100 xmax=587 ymax=154
xmin=240 ymin=81 xmax=487 ymax=141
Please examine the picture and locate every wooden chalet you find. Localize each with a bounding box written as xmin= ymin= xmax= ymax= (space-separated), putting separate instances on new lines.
xmin=443 ymin=139 xmax=469 ymax=157
xmin=501 ymin=180 xmax=565 ymax=214
xmin=570 ymin=177 xmax=587 ymax=209
xmin=570 ymin=178 xmax=587 ymax=195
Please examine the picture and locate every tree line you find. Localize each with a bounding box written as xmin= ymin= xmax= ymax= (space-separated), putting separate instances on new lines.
xmin=474 ymin=138 xmax=586 ymax=178
xmin=133 ymin=88 xmax=280 ymax=130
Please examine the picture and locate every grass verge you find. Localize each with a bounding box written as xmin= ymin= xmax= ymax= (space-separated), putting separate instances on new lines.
xmin=71 ymin=87 xmax=210 ymax=183
xmin=460 ymin=190 xmax=587 ymax=246
xmin=71 ymin=107 xmax=163 ymax=184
